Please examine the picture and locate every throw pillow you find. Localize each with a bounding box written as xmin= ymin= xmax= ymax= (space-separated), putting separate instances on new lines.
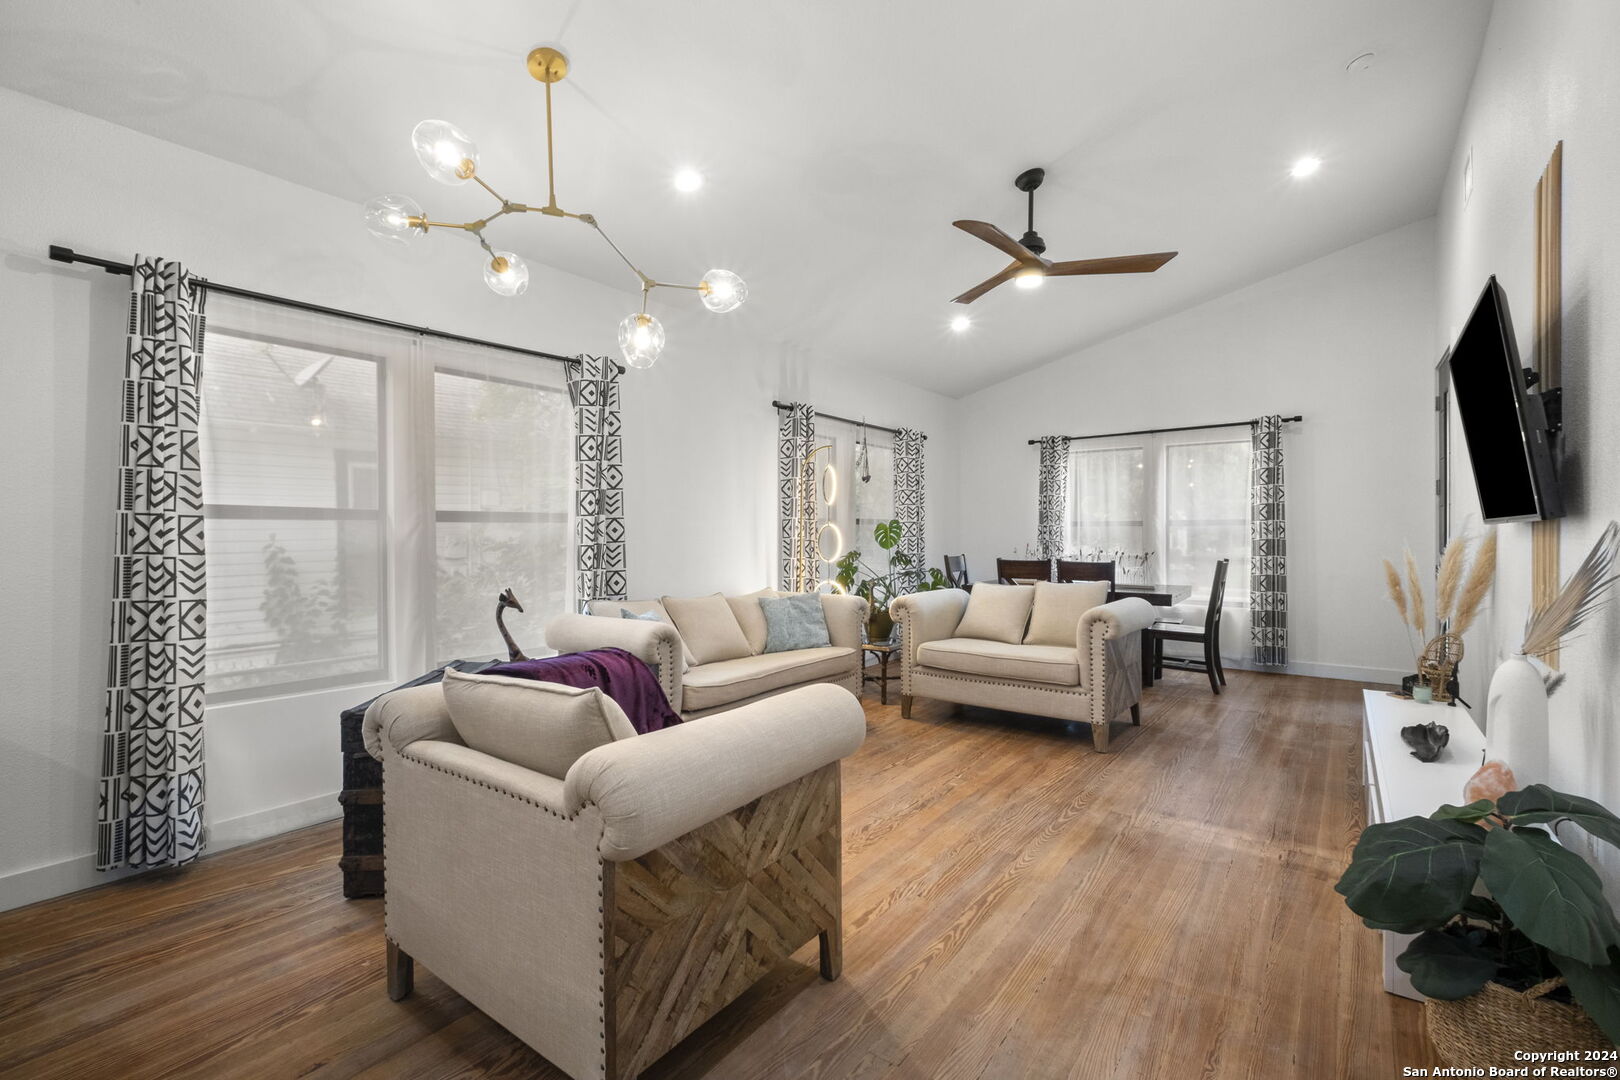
xmin=1024 ymin=581 xmax=1109 ymax=647
xmin=725 ymin=588 xmax=781 ymax=655
xmin=441 ymin=668 xmax=636 ymax=778
xmin=660 ymin=593 xmax=754 ymax=666
xmin=760 ymin=593 xmax=833 ymax=652
xmin=588 ymin=598 xmax=694 ymax=669
xmin=955 ymin=583 xmax=1035 ymax=644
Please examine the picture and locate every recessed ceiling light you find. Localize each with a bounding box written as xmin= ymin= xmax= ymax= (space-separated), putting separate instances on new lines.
xmin=1290 ymin=155 xmax=1323 ymax=180
xmin=673 ymin=168 xmax=703 ymax=193
xmin=950 ymin=314 xmax=971 ymax=333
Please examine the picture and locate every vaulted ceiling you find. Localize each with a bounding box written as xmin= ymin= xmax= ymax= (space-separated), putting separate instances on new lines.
xmin=0 ymin=0 xmax=1490 ymax=395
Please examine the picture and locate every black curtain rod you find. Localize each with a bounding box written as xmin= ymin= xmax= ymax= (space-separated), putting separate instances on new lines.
xmin=770 ymin=400 xmax=927 ymax=440
xmin=47 ymin=245 xmax=622 ymax=372
xmin=1026 ymin=415 xmax=1302 ymax=445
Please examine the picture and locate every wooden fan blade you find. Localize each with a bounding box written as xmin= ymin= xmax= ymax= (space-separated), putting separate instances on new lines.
xmin=953 ymin=220 xmax=1039 ymax=264
xmin=951 ymin=262 xmax=1020 ymax=305
xmin=1046 ymin=251 xmax=1179 ymax=276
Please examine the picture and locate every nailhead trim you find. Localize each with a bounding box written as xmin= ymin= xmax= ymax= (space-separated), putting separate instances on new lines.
xmin=396 ymin=747 xmax=574 ymax=820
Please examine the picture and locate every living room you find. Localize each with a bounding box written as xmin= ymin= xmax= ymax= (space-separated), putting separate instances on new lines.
xmin=3 ymin=1 xmax=1619 ymax=1076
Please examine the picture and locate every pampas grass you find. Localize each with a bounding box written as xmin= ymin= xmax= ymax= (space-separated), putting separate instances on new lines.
xmin=1383 ymin=559 xmax=1408 ymax=624
xmin=1436 ymin=534 xmax=1467 ymax=624
xmin=1521 ymin=521 xmax=1620 ymax=657
xmin=1450 ymin=530 xmax=1496 ymax=636
xmin=1382 ymin=530 xmax=1498 ymax=668
xmin=1405 ymin=549 xmax=1427 ymax=635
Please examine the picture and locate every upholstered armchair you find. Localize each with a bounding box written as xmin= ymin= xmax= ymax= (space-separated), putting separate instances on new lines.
xmin=889 ymin=586 xmax=1155 ymax=752
xmin=365 ymin=681 xmax=865 ymax=1080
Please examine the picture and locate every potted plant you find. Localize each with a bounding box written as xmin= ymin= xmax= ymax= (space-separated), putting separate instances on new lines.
xmin=1335 ymin=784 xmax=1620 ymax=1064
xmin=833 ymin=518 xmax=947 ymax=642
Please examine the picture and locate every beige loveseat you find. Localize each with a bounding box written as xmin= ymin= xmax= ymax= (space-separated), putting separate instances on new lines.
xmin=890 ymin=583 xmax=1155 ymax=752
xmin=545 ymin=591 xmax=868 ymax=719
xmin=365 ymin=678 xmax=865 ymax=1080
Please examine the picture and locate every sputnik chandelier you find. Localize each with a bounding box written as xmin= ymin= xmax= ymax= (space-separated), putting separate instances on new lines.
xmin=363 ymin=47 xmax=747 ymax=369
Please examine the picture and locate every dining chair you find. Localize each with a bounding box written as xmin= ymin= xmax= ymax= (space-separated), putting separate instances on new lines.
xmin=1152 ymin=558 xmax=1229 ymax=695
xmin=943 ymin=554 xmax=973 ymax=591
xmin=1056 ymin=559 xmax=1116 ymax=586
xmin=995 ymin=558 xmax=1053 ymax=585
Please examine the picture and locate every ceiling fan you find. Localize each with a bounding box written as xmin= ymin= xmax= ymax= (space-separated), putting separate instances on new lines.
xmin=951 ymin=168 xmax=1178 ymax=304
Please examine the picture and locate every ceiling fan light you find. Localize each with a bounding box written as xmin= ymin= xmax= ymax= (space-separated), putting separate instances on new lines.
xmin=412 ymin=119 xmax=480 ymax=185
xmin=697 ymin=268 xmax=747 ymax=313
xmin=364 ymin=194 xmax=426 ymax=243
xmin=618 ymin=312 xmax=666 ymax=369
xmin=1014 ymin=267 xmax=1046 ymax=289
xmin=483 ymin=251 xmax=530 ymax=296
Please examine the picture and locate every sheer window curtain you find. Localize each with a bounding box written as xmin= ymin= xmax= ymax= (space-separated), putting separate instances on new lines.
xmin=198 ymin=295 xmax=576 ymax=693
xmin=1066 ymin=430 xmax=1253 ymax=662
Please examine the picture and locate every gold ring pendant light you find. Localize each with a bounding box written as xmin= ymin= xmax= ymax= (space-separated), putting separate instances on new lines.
xmin=364 ymin=47 xmax=748 ymax=369
xmin=793 ymin=444 xmax=845 ymax=594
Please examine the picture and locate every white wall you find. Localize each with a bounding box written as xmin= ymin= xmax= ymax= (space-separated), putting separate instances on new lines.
xmin=1435 ymin=0 xmax=1620 ymax=885
xmin=0 ymin=88 xmax=957 ymax=909
xmin=953 ymin=219 xmax=1438 ymax=684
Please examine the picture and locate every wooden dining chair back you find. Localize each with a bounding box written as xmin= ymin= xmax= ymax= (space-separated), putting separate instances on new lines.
xmin=1056 ymin=559 xmax=1116 ymax=586
xmin=943 ymin=554 xmax=972 ymax=591
xmin=995 ymin=558 xmax=1053 ymax=585
xmin=1152 ymin=558 xmax=1230 ymax=695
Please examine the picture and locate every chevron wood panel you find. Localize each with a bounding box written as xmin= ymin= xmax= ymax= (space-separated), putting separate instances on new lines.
xmin=605 ymin=763 xmax=841 ymax=1079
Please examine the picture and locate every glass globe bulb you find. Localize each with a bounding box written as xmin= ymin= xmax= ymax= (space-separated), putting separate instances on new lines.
xmin=698 ymin=268 xmax=748 ymax=314
xmin=364 ymin=194 xmax=425 ymax=243
xmin=1015 ymin=268 xmax=1046 ymax=290
xmin=483 ymin=251 xmax=529 ymax=297
xmin=618 ymin=312 xmax=666 ymax=369
xmin=411 ymin=119 xmax=479 ymax=186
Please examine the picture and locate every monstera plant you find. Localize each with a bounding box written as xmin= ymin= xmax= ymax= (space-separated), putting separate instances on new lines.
xmin=834 ymin=518 xmax=946 ymax=642
xmin=1335 ymin=784 xmax=1620 ymax=1044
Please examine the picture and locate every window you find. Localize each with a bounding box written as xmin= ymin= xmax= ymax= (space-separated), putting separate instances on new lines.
xmin=815 ymin=417 xmax=896 ymax=558
xmin=1067 ymin=431 xmax=1249 ymax=604
xmin=432 ymin=349 xmax=572 ymax=664
xmin=200 ymin=325 xmax=386 ymax=697
xmin=200 ymin=297 xmax=573 ymax=700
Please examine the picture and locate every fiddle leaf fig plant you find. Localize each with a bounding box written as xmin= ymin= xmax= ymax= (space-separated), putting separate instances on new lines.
xmin=1335 ymin=783 xmax=1620 ymax=1043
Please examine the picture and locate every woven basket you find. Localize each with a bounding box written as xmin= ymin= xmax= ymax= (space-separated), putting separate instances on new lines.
xmin=1426 ymin=978 xmax=1612 ymax=1067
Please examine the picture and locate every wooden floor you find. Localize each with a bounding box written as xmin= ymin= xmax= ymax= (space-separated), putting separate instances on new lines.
xmin=0 ymin=670 xmax=1434 ymax=1079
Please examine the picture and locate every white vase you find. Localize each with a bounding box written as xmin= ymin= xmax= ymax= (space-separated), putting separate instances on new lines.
xmin=1485 ymin=653 xmax=1550 ymax=787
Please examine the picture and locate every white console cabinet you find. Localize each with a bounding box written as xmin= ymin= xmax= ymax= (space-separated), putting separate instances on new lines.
xmin=1359 ymin=689 xmax=1486 ymax=999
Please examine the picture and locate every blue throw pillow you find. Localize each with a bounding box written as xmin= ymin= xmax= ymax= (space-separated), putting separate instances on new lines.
xmin=760 ymin=593 xmax=832 ymax=653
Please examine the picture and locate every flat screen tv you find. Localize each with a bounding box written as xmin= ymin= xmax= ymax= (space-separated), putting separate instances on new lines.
xmin=1448 ymin=276 xmax=1563 ymax=523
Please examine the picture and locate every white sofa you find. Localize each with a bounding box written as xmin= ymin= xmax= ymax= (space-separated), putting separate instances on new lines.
xmin=890 ymin=585 xmax=1155 ymax=752
xmin=545 ymin=591 xmax=868 ymax=719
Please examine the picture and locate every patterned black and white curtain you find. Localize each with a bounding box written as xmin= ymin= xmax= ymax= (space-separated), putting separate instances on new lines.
xmin=777 ymin=403 xmax=816 ymax=591
xmin=1249 ymin=415 xmax=1288 ymax=666
xmin=1035 ymin=435 xmax=1071 ymax=559
xmin=568 ymin=355 xmax=626 ymax=604
xmin=99 ymin=256 xmax=209 ymax=871
xmin=893 ymin=427 xmax=926 ymax=591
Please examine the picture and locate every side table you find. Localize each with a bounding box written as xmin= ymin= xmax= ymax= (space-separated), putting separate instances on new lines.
xmin=861 ymin=641 xmax=900 ymax=705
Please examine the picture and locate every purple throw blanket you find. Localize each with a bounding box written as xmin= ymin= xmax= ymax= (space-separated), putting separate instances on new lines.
xmin=482 ymin=647 xmax=682 ymax=734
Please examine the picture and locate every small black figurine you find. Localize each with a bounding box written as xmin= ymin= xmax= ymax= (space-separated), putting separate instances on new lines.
xmin=496 ymin=588 xmax=529 ymax=661
xmin=1400 ymin=720 xmax=1451 ymax=763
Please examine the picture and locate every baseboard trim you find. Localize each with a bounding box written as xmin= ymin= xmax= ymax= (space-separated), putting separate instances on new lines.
xmin=1218 ymin=657 xmax=1406 ymax=687
xmin=0 ymin=790 xmax=341 ymax=913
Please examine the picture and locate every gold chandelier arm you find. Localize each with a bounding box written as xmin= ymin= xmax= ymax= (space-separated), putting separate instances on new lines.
xmin=472 ymin=174 xmax=507 ymax=204
xmin=585 ymin=214 xmax=657 ymax=289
